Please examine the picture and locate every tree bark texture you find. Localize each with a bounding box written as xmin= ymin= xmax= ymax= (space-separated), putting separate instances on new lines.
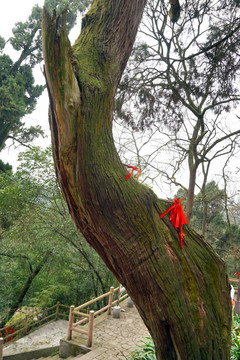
xmin=42 ymin=1 xmax=232 ymax=359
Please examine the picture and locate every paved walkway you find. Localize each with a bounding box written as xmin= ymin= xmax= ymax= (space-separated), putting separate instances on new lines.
xmin=3 ymin=301 xmax=149 ymax=360
xmin=3 ymin=320 xmax=69 ymax=356
xmin=73 ymin=302 xmax=149 ymax=360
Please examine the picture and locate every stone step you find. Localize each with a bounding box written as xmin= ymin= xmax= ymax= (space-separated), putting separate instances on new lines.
xmin=36 ymin=356 xmax=78 ymax=360
xmin=37 ymin=356 xmax=59 ymax=360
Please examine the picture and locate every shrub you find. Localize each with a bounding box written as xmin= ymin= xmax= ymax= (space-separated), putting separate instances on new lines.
xmin=127 ymin=336 xmax=156 ymax=360
xmin=127 ymin=318 xmax=240 ymax=360
xmin=231 ymin=314 xmax=240 ymax=360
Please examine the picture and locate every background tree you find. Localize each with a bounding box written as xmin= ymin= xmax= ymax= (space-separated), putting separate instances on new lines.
xmin=42 ymin=1 xmax=232 ymax=359
xmin=116 ymin=0 xmax=240 ymax=221
xmin=0 ymin=6 xmax=45 ymax=157
xmin=0 ymin=0 xmax=91 ymax=171
xmin=190 ymin=181 xmax=226 ymax=243
xmin=176 ymin=182 xmax=240 ymax=278
xmin=0 ymin=147 xmax=115 ymax=326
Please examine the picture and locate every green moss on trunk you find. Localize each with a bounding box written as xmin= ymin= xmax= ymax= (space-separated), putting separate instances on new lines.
xmin=42 ymin=1 xmax=232 ymax=359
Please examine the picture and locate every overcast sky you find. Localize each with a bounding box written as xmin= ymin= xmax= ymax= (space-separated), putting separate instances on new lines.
xmin=1 ymin=1 xmax=240 ymax=201
xmin=0 ymin=1 xmax=44 ymax=40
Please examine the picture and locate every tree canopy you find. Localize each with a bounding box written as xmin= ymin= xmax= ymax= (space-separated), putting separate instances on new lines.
xmin=0 ymin=0 xmax=91 ymax=171
xmin=115 ymin=0 xmax=240 ymax=221
xmin=0 ymin=6 xmax=45 ymax=158
xmin=117 ymin=0 xmax=240 ymax=130
xmin=0 ymin=146 xmax=115 ymax=325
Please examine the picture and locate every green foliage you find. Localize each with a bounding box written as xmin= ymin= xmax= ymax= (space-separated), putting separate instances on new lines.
xmin=5 ymin=307 xmax=38 ymax=326
xmin=231 ymin=315 xmax=240 ymax=360
xmin=0 ymin=5 xmax=47 ymax=155
xmin=0 ymin=54 xmax=44 ymax=152
xmin=191 ymin=181 xmax=226 ymax=244
xmin=174 ymin=182 xmax=240 ymax=276
xmin=10 ymin=5 xmax=43 ymax=66
xmin=50 ymin=349 xmax=59 ymax=357
xmin=0 ymin=36 xmax=5 ymax=51
xmin=45 ymin=0 xmax=91 ymax=33
xmin=0 ymin=160 xmax=12 ymax=172
xmin=127 ymin=336 xmax=156 ymax=360
xmin=0 ymin=147 xmax=115 ymax=321
xmin=45 ymin=0 xmax=90 ymax=16
xmin=126 ymin=321 xmax=240 ymax=360
xmin=0 ymin=0 xmax=91 ymax=159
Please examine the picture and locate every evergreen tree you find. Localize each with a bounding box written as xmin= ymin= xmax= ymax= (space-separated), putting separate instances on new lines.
xmin=0 ymin=1 xmax=91 ymax=169
xmin=0 ymin=147 xmax=114 ymax=325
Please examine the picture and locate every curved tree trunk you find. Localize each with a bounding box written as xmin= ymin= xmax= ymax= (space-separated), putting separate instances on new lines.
xmin=42 ymin=1 xmax=232 ymax=359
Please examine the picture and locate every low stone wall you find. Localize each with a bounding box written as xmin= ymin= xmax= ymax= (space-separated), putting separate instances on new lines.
xmin=3 ymin=345 xmax=59 ymax=360
xmin=59 ymin=339 xmax=90 ymax=359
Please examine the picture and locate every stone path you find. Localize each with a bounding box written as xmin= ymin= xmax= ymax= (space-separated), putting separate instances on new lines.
xmin=71 ymin=302 xmax=149 ymax=360
xmin=3 ymin=320 xmax=69 ymax=357
xmin=3 ymin=301 xmax=149 ymax=360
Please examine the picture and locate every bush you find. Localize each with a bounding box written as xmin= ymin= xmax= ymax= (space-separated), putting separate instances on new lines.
xmin=127 ymin=319 xmax=240 ymax=360
xmin=232 ymin=314 xmax=240 ymax=360
xmin=127 ymin=336 xmax=156 ymax=360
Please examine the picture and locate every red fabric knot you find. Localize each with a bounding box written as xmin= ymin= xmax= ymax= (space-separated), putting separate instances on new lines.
xmin=160 ymin=197 xmax=188 ymax=248
xmin=234 ymin=271 xmax=239 ymax=279
xmin=125 ymin=165 xmax=141 ymax=180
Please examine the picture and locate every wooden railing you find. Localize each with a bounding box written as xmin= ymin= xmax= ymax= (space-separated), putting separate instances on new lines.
xmin=229 ymin=277 xmax=239 ymax=285
xmin=0 ymin=302 xmax=70 ymax=359
xmin=0 ymin=302 xmax=69 ymax=346
xmin=67 ymin=285 xmax=128 ymax=347
xmin=0 ymin=285 xmax=127 ymax=356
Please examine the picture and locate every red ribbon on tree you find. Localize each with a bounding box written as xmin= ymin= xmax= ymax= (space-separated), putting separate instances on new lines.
xmin=160 ymin=197 xmax=188 ymax=248
xmin=125 ymin=165 xmax=141 ymax=180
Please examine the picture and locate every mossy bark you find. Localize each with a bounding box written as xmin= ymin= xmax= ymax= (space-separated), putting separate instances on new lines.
xmin=42 ymin=1 xmax=232 ymax=359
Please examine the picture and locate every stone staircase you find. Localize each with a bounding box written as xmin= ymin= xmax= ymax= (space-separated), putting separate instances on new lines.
xmin=35 ymin=355 xmax=79 ymax=360
xmin=3 ymin=300 xmax=148 ymax=360
xmin=37 ymin=355 xmax=75 ymax=360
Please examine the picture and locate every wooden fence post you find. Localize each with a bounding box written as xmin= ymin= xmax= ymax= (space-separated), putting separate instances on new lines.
xmin=24 ymin=316 xmax=28 ymax=334
xmin=107 ymin=287 xmax=114 ymax=315
xmin=117 ymin=284 xmax=122 ymax=305
xmin=0 ymin=337 xmax=3 ymax=360
xmin=55 ymin=302 xmax=60 ymax=320
xmin=67 ymin=305 xmax=74 ymax=340
xmin=87 ymin=311 xmax=95 ymax=347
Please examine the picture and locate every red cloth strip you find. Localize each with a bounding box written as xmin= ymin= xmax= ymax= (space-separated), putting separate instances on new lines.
xmin=160 ymin=197 xmax=188 ymax=248
xmin=125 ymin=165 xmax=141 ymax=180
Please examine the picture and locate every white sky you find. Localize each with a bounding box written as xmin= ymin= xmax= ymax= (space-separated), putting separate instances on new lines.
xmin=0 ymin=1 xmax=45 ymax=40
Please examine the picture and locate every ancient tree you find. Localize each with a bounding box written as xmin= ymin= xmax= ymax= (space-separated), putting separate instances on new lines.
xmin=0 ymin=6 xmax=44 ymax=157
xmin=42 ymin=1 xmax=232 ymax=359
